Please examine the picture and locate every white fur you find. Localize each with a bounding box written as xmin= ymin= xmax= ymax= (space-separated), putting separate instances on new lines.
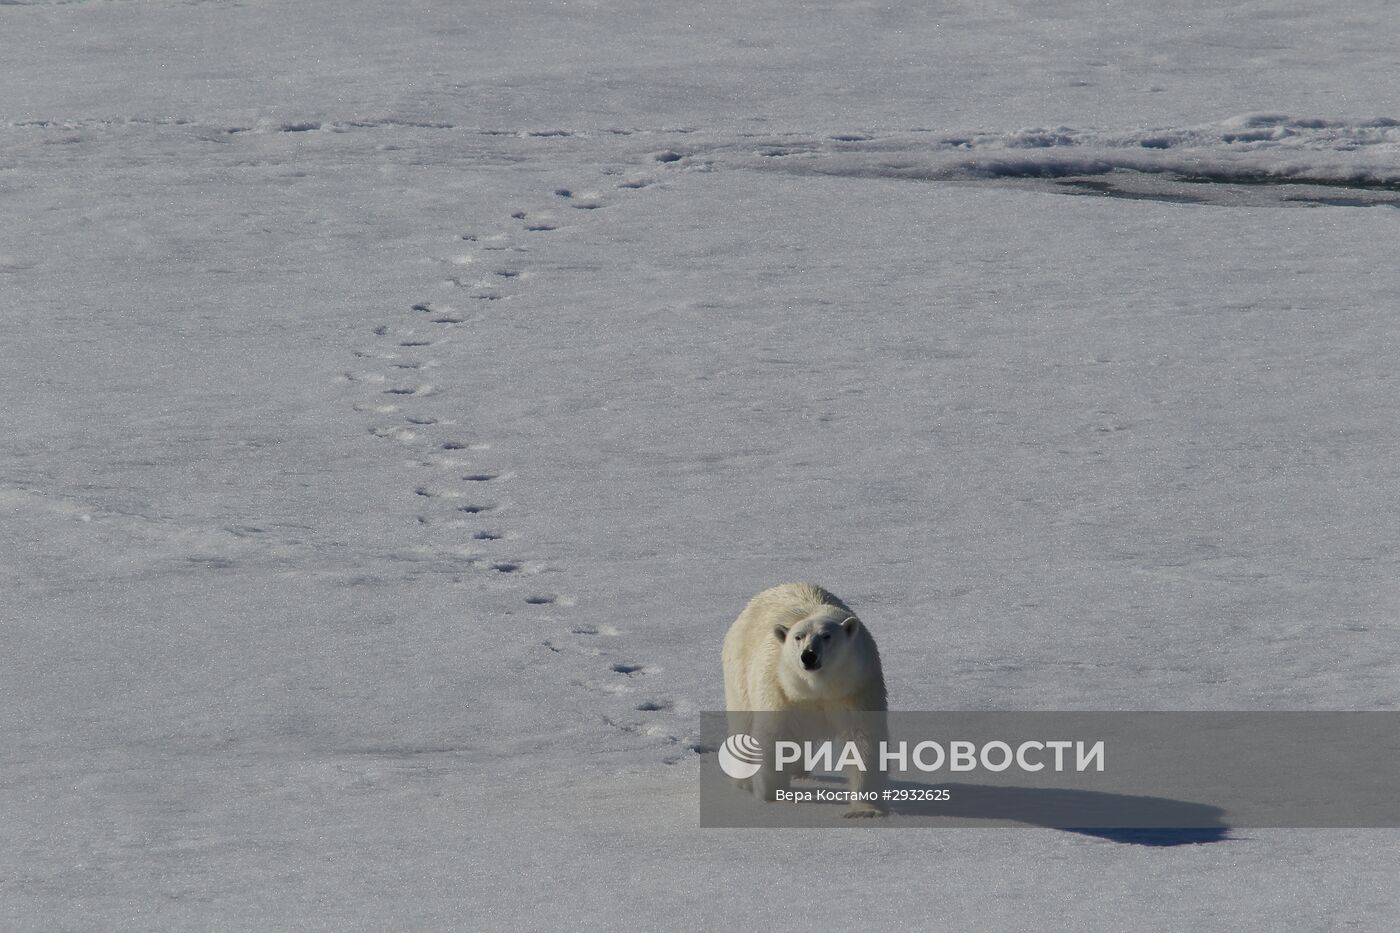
xmin=722 ymin=583 xmax=888 ymax=817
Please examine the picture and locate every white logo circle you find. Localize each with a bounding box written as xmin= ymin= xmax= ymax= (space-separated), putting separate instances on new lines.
xmin=718 ymin=733 xmax=763 ymax=780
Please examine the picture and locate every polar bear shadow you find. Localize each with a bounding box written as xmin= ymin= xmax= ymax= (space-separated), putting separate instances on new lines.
xmin=806 ymin=773 xmax=1229 ymax=845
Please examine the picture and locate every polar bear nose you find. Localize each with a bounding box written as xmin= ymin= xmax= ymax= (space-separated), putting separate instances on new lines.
xmin=800 ymin=649 xmax=820 ymax=670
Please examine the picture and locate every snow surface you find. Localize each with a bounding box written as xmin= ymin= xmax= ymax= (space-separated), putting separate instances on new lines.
xmin=3 ymin=1 xmax=1400 ymax=929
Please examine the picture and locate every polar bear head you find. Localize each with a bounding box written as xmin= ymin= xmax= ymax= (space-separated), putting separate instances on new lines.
xmin=773 ymin=606 xmax=868 ymax=695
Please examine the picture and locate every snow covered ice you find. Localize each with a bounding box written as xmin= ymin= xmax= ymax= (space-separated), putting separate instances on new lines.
xmin=3 ymin=1 xmax=1399 ymax=929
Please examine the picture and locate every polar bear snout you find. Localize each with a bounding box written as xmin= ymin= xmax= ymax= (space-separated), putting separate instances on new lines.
xmin=800 ymin=647 xmax=821 ymax=671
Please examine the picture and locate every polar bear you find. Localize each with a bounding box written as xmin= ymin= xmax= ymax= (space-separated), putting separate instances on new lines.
xmin=722 ymin=583 xmax=888 ymax=817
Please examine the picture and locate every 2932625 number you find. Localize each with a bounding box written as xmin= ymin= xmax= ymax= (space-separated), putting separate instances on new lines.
xmin=883 ymin=788 xmax=951 ymax=802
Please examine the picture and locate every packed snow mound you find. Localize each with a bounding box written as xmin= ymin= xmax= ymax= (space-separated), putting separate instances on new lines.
xmin=718 ymin=114 xmax=1400 ymax=195
xmin=953 ymin=113 xmax=1400 ymax=156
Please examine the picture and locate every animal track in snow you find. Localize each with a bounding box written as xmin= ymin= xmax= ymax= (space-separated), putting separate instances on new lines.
xmin=444 ymin=277 xmax=509 ymax=298
xmin=525 ymin=593 xmax=576 ymax=607
xmin=499 ymin=157 xmax=683 ymax=750
xmin=555 ymin=187 xmax=607 ymax=210
xmin=383 ymin=383 xmax=436 ymax=397
xmin=512 ymin=210 xmax=560 ymax=232
xmin=570 ymin=623 xmax=619 ymax=636
xmin=460 ymin=232 xmax=527 ymax=253
xmin=412 ymin=299 xmax=468 ymax=321
xmin=341 ymin=150 xmax=679 ymax=756
xmin=413 ymin=485 xmax=463 ymax=500
xmin=369 ymin=425 xmax=418 ymax=442
xmin=543 ymin=640 xmax=604 ymax=658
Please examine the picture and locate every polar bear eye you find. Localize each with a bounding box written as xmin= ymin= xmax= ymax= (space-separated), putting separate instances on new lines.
xmin=821 ymin=633 xmax=832 ymax=641
xmin=795 ymin=633 xmax=806 ymax=642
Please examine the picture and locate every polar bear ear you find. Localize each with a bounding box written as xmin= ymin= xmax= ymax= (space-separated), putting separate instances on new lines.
xmin=773 ymin=624 xmax=789 ymax=643
xmin=841 ymin=616 xmax=860 ymax=637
